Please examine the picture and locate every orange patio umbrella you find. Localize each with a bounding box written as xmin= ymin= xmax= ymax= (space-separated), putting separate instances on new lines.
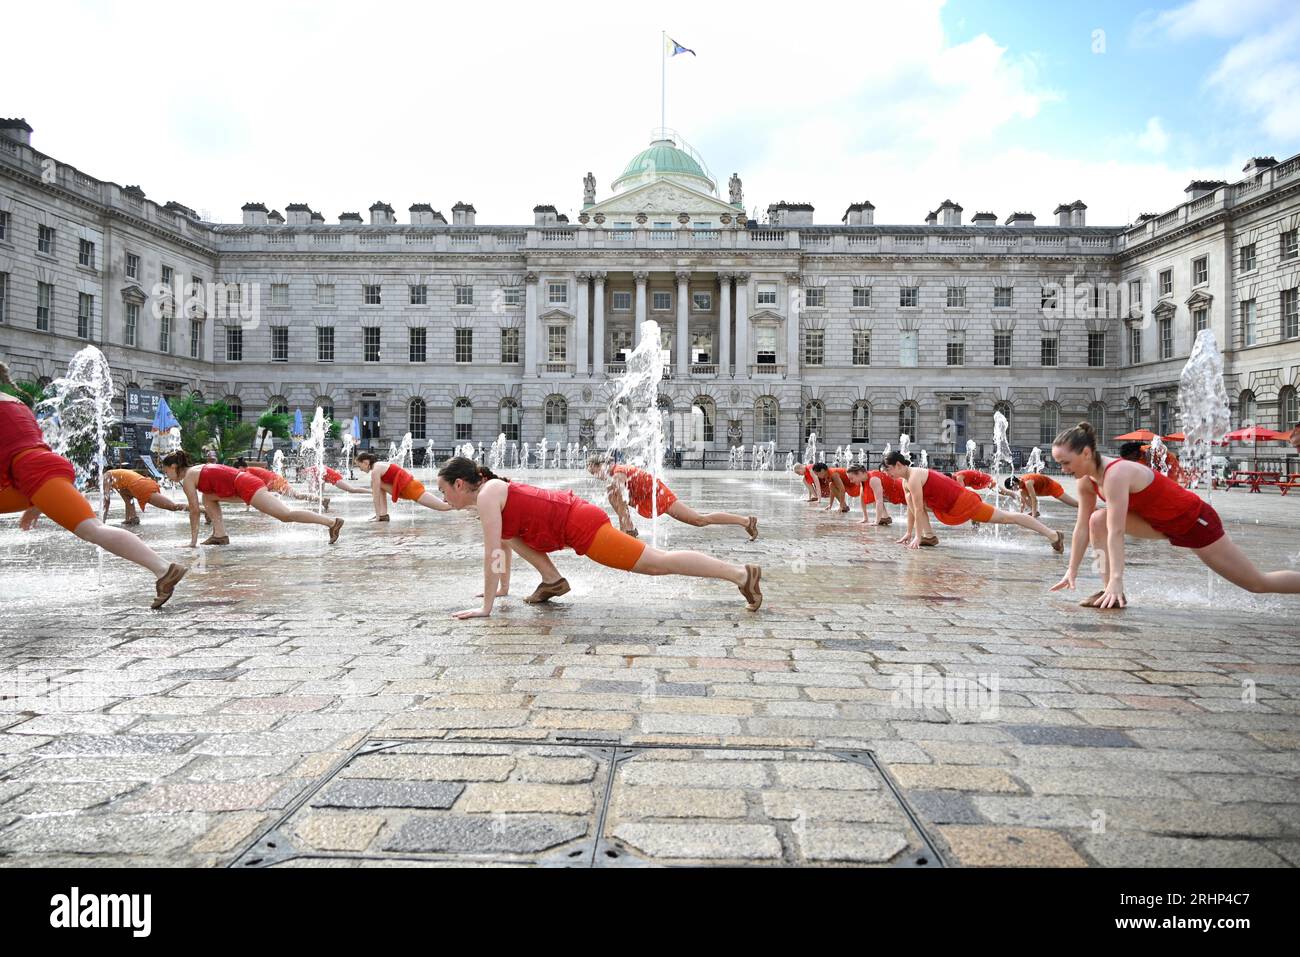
xmin=1114 ymin=429 xmax=1159 ymax=442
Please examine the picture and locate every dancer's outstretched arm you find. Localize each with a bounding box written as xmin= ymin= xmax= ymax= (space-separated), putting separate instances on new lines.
xmin=1051 ymin=478 xmax=1095 ymax=593
xmin=456 ymin=481 xmax=508 ymax=619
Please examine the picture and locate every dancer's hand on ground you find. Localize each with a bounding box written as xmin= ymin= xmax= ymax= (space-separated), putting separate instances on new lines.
xmin=894 ymin=532 xmax=911 ymax=545
xmin=905 ymin=536 xmax=922 ymax=550
xmin=19 ymin=507 xmax=41 ymax=531
xmin=452 ymin=608 xmax=491 ymax=619
xmin=1096 ymin=584 xmax=1126 ymax=609
xmin=1049 ymin=572 xmax=1075 ymax=592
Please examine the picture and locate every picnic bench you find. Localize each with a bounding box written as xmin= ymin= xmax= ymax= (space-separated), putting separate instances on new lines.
xmin=1226 ymin=470 xmax=1282 ymax=492
xmin=1280 ymin=473 xmax=1300 ymax=496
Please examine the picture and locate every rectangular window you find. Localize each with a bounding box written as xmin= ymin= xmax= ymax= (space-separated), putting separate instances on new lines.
xmin=1241 ymin=299 xmax=1256 ymax=346
xmin=409 ymin=284 xmax=427 ymax=305
xmin=946 ymin=331 xmax=965 ymax=366
xmin=364 ymin=284 xmax=381 ymax=305
xmin=993 ymin=331 xmax=1012 ymax=367
xmin=1129 ymin=325 xmax=1142 ymax=365
xmin=271 ymin=326 xmax=289 ymax=362
xmin=36 ymin=282 xmax=52 ymax=331
xmin=1088 ymin=331 xmax=1106 ymax=367
xmin=690 ymin=330 xmax=712 ymax=364
xmin=946 ymin=286 xmax=966 ymax=308
xmin=125 ymin=303 xmax=138 ymax=346
xmin=317 ymin=326 xmax=335 ymax=362
xmin=756 ymin=327 xmax=777 ymax=364
xmin=1040 ymin=336 xmax=1058 ymax=367
xmin=852 ymin=287 xmax=872 ymax=308
xmin=38 ymin=225 xmax=54 ymax=255
xmin=1193 ymin=256 xmax=1208 ymax=285
xmin=159 ymin=313 xmax=171 ymax=353
xmin=1283 ymin=229 xmax=1299 ymax=261
xmin=364 ymin=326 xmax=381 ymax=361
xmin=692 ymin=292 xmax=712 ymax=311
xmin=78 ymin=239 xmax=96 ymax=268
xmin=0 ymin=273 xmax=7 ymax=323
xmin=316 ymin=283 xmax=335 ymax=305
xmin=1194 ymin=308 xmax=1208 ymax=333
xmin=1282 ymin=288 xmax=1299 ymax=340
xmin=1128 ymin=279 xmax=1143 ymax=311
xmin=190 ymin=319 xmax=202 ymax=359
xmin=805 ymin=287 xmax=825 ymax=308
xmin=500 ymin=328 xmax=520 ymax=363
xmin=0 ymin=210 xmax=7 ymax=241
xmin=611 ymin=328 xmax=633 ymax=361
xmin=547 ymin=325 xmax=567 ymax=363
xmin=502 ymin=287 xmax=521 ymax=307
xmin=455 ymin=284 xmax=473 ymax=306
xmin=994 ymin=286 xmax=1013 ymax=308
xmin=1240 ymin=243 xmax=1256 ymax=272
xmin=225 ymin=326 xmax=243 ymax=361
xmin=757 ymin=283 xmax=777 ymax=306
xmin=77 ymin=293 xmax=93 ymax=339
xmin=455 ymin=328 xmax=473 ymax=363
xmin=852 ymin=330 xmax=871 ymax=366
xmin=899 ymin=286 xmax=919 ymax=308
xmin=161 ymin=265 xmax=173 ymax=288
xmin=1159 ymin=317 xmax=1173 ymax=360
xmin=271 ymin=283 xmax=288 ymax=306
xmin=409 ymin=327 xmax=427 ymax=363
xmin=1159 ymin=269 xmax=1172 ymax=297
xmin=1040 ymin=286 xmax=1058 ymax=310
xmin=899 ymin=330 xmax=918 ymax=367
xmin=126 ymin=253 xmax=139 ymax=280
xmin=612 ymin=291 xmax=632 ymax=311
xmin=803 ymin=329 xmax=824 ymax=366
xmin=652 ymin=291 xmax=672 ymax=311
xmin=547 ymin=282 xmax=567 ymax=305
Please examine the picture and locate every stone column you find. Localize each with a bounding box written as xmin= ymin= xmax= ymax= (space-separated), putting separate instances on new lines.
xmin=592 ymin=272 xmax=606 ymax=375
xmin=575 ymin=272 xmax=590 ymax=376
xmin=524 ymin=271 xmax=539 ymax=376
xmin=675 ymin=270 xmax=690 ymax=377
xmin=734 ymin=272 xmax=750 ymax=378
xmin=785 ymin=272 xmax=801 ymax=376
xmin=634 ymin=271 xmax=649 ymax=346
xmin=718 ymin=272 xmax=732 ymax=378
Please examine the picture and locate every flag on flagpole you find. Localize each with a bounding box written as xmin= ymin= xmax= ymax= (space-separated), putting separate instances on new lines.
xmin=666 ymin=36 xmax=696 ymax=56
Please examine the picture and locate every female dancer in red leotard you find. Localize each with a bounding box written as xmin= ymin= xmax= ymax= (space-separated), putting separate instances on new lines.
xmin=1050 ymin=421 xmax=1300 ymax=609
xmin=353 ymin=451 xmax=452 ymax=521
xmin=435 ymin=457 xmax=761 ymax=618
xmin=843 ymin=465 xmax=904 ymax=525
xmin=588 ymin=456 xmax=757 ymax=539
xmin=0 ymin=364 xmax=186 ymax=607
xmin=160 ymin=451 xmax=343 ymax=546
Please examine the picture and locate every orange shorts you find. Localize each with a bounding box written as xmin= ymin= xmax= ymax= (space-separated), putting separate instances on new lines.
xmin=109 ymin=470 xmax=161 ymax=508
xmin=397 ymin=479 xmax=426 ymax=502
xmin=0 ymin=477 xmax=96 ymax=532
xmin=1033 ymin=476 xmax=1064 ymax=499
xmin=933 ymin=488 xmax=996 ymax=526
xmin=583 ymin=522 xmax=647 ymax=571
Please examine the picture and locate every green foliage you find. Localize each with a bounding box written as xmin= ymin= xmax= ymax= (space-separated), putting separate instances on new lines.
xmin=255 ymin=412 xmax=291 ymax=456
xmin=0 ymin=379 xmax=46 ymax=408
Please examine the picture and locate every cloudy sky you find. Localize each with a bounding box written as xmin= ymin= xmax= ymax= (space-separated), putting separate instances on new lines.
xmin=7 ymin=0 xmax=1299 ymax=228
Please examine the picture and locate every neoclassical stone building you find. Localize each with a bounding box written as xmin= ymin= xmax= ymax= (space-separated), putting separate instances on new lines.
xmin=2 ymin=117 xmax=1297 ymax=459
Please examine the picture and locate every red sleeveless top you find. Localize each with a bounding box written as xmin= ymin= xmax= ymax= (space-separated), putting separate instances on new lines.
xmin=955 ymin=469 xmax=993 ymax=490
xmin=920 ymin=469 xmax=964 ymax=512
xmin=196 ymin=464 xmax=243 ymax=498
xmin=868 ymin=470 xmax=905 ymax=503
xmin=1091 ymin=459 xmax=1202 ymax=535
xmin=381 ymin=463 xmax=416 ymax=502
xmin=499 ymin=482 xmax=609 ymax=555
xmin=0 ymin=400 xmax=52 ymax=489
xmin=829 ymin=467 xmax=860 ymax=495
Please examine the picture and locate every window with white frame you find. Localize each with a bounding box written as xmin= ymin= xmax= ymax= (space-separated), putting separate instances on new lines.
xmin=756 ymin=327 xmax=777 ymax=364
xmin=547 ymin=325 xmax=566 ymax=363
xmin=1159 ymin=269 xmax=1172 ymax=297
xmin=1039 ymin=403 xmax=1060 ymax=446
xmin=271 ymin=326 xmax=288 ymax=362
xmin=1040 ymin=286 xmax=1058 ymax=310
xmin=756 ymin=397 xmax=778 ymax=443
xmin=690 ymin=330 xmax=712 ymax=363
xmin=500 ymin=328 xmax=520 ymax=363
xmin=1241 ymin=299 xmax=1256 ymax=346
xmin=757 ymin=283 xmax=777 ymax=306
xmin=1280 ymin=386 xmax=1299 ymax=431
xmin=547 ymin=281 xmax=567 ymax=305
xmin=0 ymin=273 xmax=7 ymax=324
xmin=1128 ymin=279 xmax=1143 ymax=312
xmin=37 ymin=225 xmax=54 ymax=255
xmin=994 ymin=331 xmax=1012 ymax=366
xmin=1240 ymin=243 xmax=1256 ymax=272
xmin=1194 ymin=307 xmax=1208 ymax=333
xmin=946 ymin=286 xmax=966 ymax=308
xmin=410 ymin=327 xmax=427 ymax=363
xmin=693 ymin=398 xmax=715 ymax=442
xmin=36 ymin=282 xmax=52 ymax=331
xmin=1283 ymin=229 xmax=1298 ymax=261
xmin=502 ymin=286 xmax=522 ymax=307
xmin=126 ymin=253 xmax=139 ymax=280
xmin=454 ymin=398 xmax=473 ymax=441
xmin=1159 ymin=317 xmax=1173 ymax=359
xmin=899 ymin=286 xmax=919 ymax=308
xmin=803 ymin=329 xmax=824 ymax=365
xmin=1088 ymin=331 xmax=1106 ymax=367
xmin=161 ymin=265 xmax=173 ymax=288
xmin=271 ymin=283 xmax=288 ymax=306
xmin=994 ymin=286 xmax=1013 ymax=308
xmin=1238 ymin=390 xmax=1257 ymax=429
xmin=0 ymin=211 xmax=7 ymax=241
xmin=852 ymin=330 xmax=871 ymax=366
xmin=159 ymin=313 xmax=171 ymax=353
xmin=77 ymin=293 xmax=93 ymax=339
xmin=316 ymin=284 xmax=335 ymax=305
xmin=898 ymin=402 xmax=918 ymax=437
xmin=1040 ymin=336 xmax=1058 ymax=367
xmin=409 ymin=284 xmax=427 ymax=305
xmin=804 ymin=400 xmax=824 ymax=442
xmin=1129 ymin=325 xmax=1142 ymax=364
xmin=455 ymin=284 xmax=473 ymax=305
xmin=805 ymin=287 xmax=825 ymax=308
xmin=363 ymin=326 xmax=380 ymax=361
xmin=1193 ymin=256 xmax=1208 ymax=285
xmin=611 ymin=328 xmax=632 ymax=361
xmin=456 ymin=328 xmax=474 ymax=363
xmin=1088 ymin=402 xmax=1107 ymax=441
xmin=409 ymin=398 xmax=427 ymax=440
xmin=125 ymin=303 xmax=138 ymax=346
xmin=852 ymin=402 xmax=870 ymax=442
xmin=499 ymin=399 xmax=521 ymax=441
xmin=78 ymin=239 xmax=95 ymax=268
xmin=1282 ymin=287 xmax=1298 ymax=339
xmin=852 ymin=287 xmax=872 ymax=308
xmin=612 ymin=290 xmax=632 ymax=311
xmin=652 ymin=291 xmax=672 ymax=311
xmin=899 ymin=330 xmax=918 ymax=367
xmin=692 ymin=291 xmax=712 ymax=311
xmin=364 ymin=284 xmax=381 ymax=305
xmin=225 ymin=326 xmax=243 ymax=361
xmin=317 ymin=326 xmax=334 ymax=362
xmin=946 ymin=330 xmax=965 ymax=366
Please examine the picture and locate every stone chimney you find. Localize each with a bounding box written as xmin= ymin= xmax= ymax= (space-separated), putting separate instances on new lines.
xmin=163 ymin=201 xmax=199 ymax=221
xmin=841 ymin=201 xmax=875 ymax=226
xmin=971 ymin=212 xmax=997 ymax=227
xmin=338 ymin=212 xmax=363 ymax=224
xmin=937 ymin=200 xmax=963 ymax=226
xmin=285 ymin=202 xmax=312 ymax=225
xmin=452 ymin=202 xmax=476 ymax=226
xmin=1069 ymin=200 xmax=1087 ymax=226
xmin=310 ymin=210 xmax=325 ymax=224
xmin=1242 ymin=156 xmax=1277 ymax=179
xmin=1054 ymin=203 xmax=1072 ymax=226
xmin=409 ymin=203 xmax=440 ymax=225
xmin=925 ymin=210 xmax=939 ymax=226
xmin=1005 ymin=211 xmax=1036 ymax=226
xmin=0 ymin=118 xmax=33 ymax=146
xmin=533 ymin=204 xmax=559 ymax=226
xmin=369 ymin=202 xmax=395 ymax=226
xmin=267 ymin=209 xmax=284 ymax=225
xmin=767 ymin=201 xmax=814 ymax=226
xmin=1184 ymin=180 xmax=1227 ymax=200
xmin=241 ymin=202 xmax=269 ymax=226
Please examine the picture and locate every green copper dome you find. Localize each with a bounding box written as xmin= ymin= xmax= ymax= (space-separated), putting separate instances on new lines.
xmin=611 ymin=138 xmax=715 ymax=194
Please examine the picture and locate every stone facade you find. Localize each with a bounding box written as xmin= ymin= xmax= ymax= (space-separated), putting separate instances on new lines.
xmin=2 ymin=119 xmax=1298 ymax=456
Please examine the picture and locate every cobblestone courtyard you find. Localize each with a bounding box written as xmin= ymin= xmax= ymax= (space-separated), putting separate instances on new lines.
xmin=1 ymin=470 xmax=1298 ymax=867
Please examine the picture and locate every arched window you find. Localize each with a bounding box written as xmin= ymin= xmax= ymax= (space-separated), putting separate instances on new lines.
xmin=1087 ymin=402 xmax=1106 ymax=445
xmin=692 ymin=396 xmax=715 ymax=445
xmin=657 ymin=395 xmax=674 ymax=448
xmin=1039 ymin=401 xmax=1060 ymax=446
xmin=1127 ymin=397 xmax=1141 ymax=433
xmin=1238 ymin=390 xmax=1257 ymax=429
xmin=224 ymin=397 xmax=243 ymax=422
xmin=755 ymin=397 xmax=778 ymax=444
xmin=268 ymin=396 xmax=289 ymax=417
xmin=409 ymin=398 xmax=427 ymax=440
xmin=804 ymin=400 xmax=824 ymax=442
xmin=453 ymin=397 xmax=471 ymax=441
xmin=852 ymin=401 xmax=870 ymax=443
xmin=544 ymin=395 xmax=568 ymax=445
xmin=898 ymin=401 xmax=918 ymax=440
xmin=1279 ymin=385 xmax=1299 ymax=432
xmin=190 ymin=390 xmax=203 ymax=402
xmin=499 ymin=399 xmax=520 ymax=442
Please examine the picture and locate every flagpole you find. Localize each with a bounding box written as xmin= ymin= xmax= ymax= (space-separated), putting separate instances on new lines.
xmin=661 ymin=30 xmax=666 ymax=134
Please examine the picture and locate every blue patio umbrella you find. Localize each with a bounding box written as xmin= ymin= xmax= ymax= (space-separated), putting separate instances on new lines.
xmin=293 ymin=408 xmax=304 ymax=436
xmin=151 ymin=398 xmax=179 ymax=431
xmin=351 ymin=417 xmax=361 ymax=440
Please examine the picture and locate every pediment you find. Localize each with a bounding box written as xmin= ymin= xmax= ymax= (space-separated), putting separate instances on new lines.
xmin=1152 ymin=300 xmax=1177 ymax=318
xmin=1185 ymin=289 xmax=1214 ymax=307
xmin=119 ymin=284 xmax=147 ymax=305
xmin=748 ymin=309 xmax=785 ymax=323
xmin=587 ymin=180 xmax=737 ymax=219
xmin=540 ymin=307 xmax=574 ymax=322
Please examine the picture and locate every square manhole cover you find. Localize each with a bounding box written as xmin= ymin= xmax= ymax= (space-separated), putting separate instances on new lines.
xmin=232 ymin=741 xmax=939 ymax=868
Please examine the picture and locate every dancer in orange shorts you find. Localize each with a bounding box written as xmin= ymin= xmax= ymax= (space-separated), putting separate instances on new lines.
xmin=300 ymin=464 xmax=369 ymax=499
xmin=844 ymin=464 xmax=904 ymax=525
xmin=883 ymin=451 xmax=1064 ymax=551
xmin=1051 ymin=421 xmax=1300 ymax=609
xmin=791 ymin=462 xmax=827 ymax=502
xmin=353 ymin=451 xmax=453 ymax=521
xmin=1004 ymin=473 xmax=1079 ymax=516
xmin=161 ymin=451 xmax=343 ymax=546
xmin=99 ymin=468 xmax=185 ymax=525
xmin=588 ymin=456 xmax=757 ymax=540
xmin=0 ymin=363 xmax=185 ymax=608
xmin=435 ymin=457 xmax=762 ymax=618
xmin=235 ymin=459 xmax=321 ymax=507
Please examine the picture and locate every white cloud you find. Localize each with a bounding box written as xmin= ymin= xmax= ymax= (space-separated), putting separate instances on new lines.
xmin=1137 ymin=117 xmax=1170 ymax=154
